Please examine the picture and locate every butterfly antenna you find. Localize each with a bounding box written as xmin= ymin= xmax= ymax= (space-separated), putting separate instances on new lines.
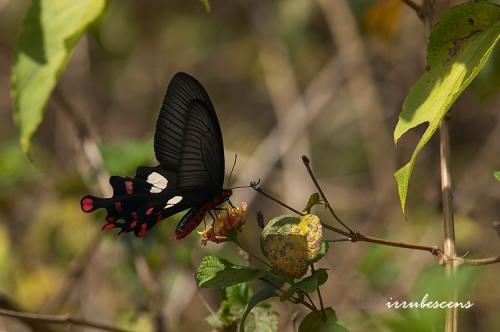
xmin=229 ymin=179 xmax=261 ymax=190
xmin=227 ymin=154 xmax=238 ymax=187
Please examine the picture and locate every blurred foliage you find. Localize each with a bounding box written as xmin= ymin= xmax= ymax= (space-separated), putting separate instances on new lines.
xmin=99 ymin=139 xmax=153 ymax=175
xmin=11 ymin=0 xmax=105 ymax=155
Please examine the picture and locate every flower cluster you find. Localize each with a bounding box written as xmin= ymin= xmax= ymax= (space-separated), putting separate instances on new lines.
xmin=199 ymin=202 xmax=248 ymax=245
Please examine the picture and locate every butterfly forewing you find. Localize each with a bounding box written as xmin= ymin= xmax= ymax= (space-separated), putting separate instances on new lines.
xmin=154 ymin=72 xmax=225 ymax=192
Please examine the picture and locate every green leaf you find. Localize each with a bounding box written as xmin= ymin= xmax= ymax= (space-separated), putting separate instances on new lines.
xmin=240 ymin=286 xmax=277 ymax=332
xmin=280 ymin=269 xmax=328 ymax=301
xmin=226 ymin=284 xmax=254 ymax=306
xmin=308 ymin=241 xmax=329 ymax=264
xmin=195 ymin=255 xmax=264 ymax=288
xmin=393 ymin=1 xmax=500 ymax=213
xmin=494 ymin=171 xmax=500 ymax=181
xmin=303 ymin=193 xmax=322 ymax=213
xmin=299 ymin=308 xmax=349 ymax=332
xmin=244 ymin=307 xmax=278 ymax=332
xmin=12 ymin=0 xmax=105 ymax=155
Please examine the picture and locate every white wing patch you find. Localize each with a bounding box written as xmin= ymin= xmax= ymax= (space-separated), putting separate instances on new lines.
xmin=147 ymin=172 xmax=168 ymax=193
xmin=164 ymin=196 xmax=183 ymax=209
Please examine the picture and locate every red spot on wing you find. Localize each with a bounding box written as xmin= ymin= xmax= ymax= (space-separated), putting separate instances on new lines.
xmin=130 ymin=220 xmax=138 ymax=229
xmin=102 ymin=223 xmax=115 ymax=230
xmin=146 ymin=207 xmax=154 ymax=215
xmin=115 ymin=201 xmax=123 ymax=212
xmin=125 ymin=180 xmax=133 ymax=194
xmin=138 ymin=223 xmax=148 ymax=237
xmin=81 ymin=197 xmax=94 ymax=212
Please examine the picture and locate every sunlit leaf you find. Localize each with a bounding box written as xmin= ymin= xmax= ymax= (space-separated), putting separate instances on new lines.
xmin=303 ymin=193 xmax=322 ymax=214
xmin=226 ymin=283 xmax=254 ymax=306
xmin=393 ymin=1 xmax=500 ymax=213
xmin=11 ymin=0 xmax=105 ymax=155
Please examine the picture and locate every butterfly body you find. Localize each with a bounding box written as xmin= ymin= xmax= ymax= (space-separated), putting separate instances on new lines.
xmin=81 ymin=72 xmax=231 ymax=238
xmin=175 ymin=189 xmax=232 ymax=239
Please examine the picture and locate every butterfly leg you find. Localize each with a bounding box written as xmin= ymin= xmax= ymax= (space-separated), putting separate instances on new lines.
xmin=208 ymin=210 xmax=217 ymax=228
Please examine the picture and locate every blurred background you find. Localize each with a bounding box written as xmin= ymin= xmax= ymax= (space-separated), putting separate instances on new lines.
xmin=0 ymin=0 xmax=499 ymax=331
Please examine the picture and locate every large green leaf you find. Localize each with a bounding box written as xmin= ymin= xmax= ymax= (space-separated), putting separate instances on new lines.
xmin=280 ymin=268 xmax=328 ymax=301
xmin=195 ymin=255 xmax=265 ymax=288
xmin=393 ymin=1 xmax=500 ymax=213
xmin=298 ymin=308 xmax=349 ymax=332
xmin=239 ymin=286 xmax=277 ymax=332
xmin=11 ymin=0 xmax=105 ymax=155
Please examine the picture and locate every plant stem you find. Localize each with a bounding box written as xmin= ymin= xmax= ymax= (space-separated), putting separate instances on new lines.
xmin=232 ymin=239 xmax=273 ymax=269
xmin=311 ymin=264 xmax=326 ymax=318
xmin=302 ymin=155 xmax=353 ymax=233
xmin=440 ymin=116 xmax=458 ymax=332
xmin=458 ymin=256 xmax=500 ymax=266
xmin=251 ymin=185 xmax=305 ymax=216
xmin=253 ymin=184 xmax=443 ymax=258
xmin=259 ymin=278 xmax=324 ymax=321
xmin=0 ymin=308 xmax=131 ymax=332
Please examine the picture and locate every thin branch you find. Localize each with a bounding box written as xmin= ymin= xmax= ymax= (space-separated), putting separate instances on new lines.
xmin=42 ymin=232 xmax=101 ymax=312
xmin=253 ymin=180 xmax=443 ymax=258
xmin=40 ymin=88 xmax=111 ymax=314
xmin=494 ymin=221 xmax=500 ymax=239
xmin=440 ymin=116 xmax=458 ymax=332
xmin=236 ymin=57 xmax=341 ymax=205
xmin=0 ymin=308 xmax=133 ymax=332
xmin=0 ymin=294 xmax=56 ymax=332
xmin=251 ymin=184 xmax=305 ymax=216
xmin=259 ymin=278 xmax=324 ymax=320
xmin=458 ymin=256 xmax=500 ymax=266
xmin=302 ymin=155 xmax=353 ymax=233
xmin=242 ymin=0 xmax=314 ymax=206
xmin=401 ymin=0 xmax=424 ymax=19
xmin=317 ymin=0 xmax=396 ymax=203
xmin=197 ymin=293 xmax=215 ymax=316
xmin=325 ymin=238 xmax=351 ymax=243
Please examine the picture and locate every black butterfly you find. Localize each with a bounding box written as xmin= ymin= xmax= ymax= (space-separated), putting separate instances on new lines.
xmin=80 ymin=72 xmax=232 ymax=239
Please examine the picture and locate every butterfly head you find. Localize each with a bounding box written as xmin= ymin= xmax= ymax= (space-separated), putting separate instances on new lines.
xmin=221 ymin=189 xmax=233 ymax=199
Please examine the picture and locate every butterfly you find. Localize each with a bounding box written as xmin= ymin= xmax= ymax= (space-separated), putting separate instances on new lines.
xmin=80 ymin=72 xmax=233 ymax=239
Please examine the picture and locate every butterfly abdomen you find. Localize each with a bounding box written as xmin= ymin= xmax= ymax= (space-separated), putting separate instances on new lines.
xmin=174 ymin=189 xmax=232 ymax=239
